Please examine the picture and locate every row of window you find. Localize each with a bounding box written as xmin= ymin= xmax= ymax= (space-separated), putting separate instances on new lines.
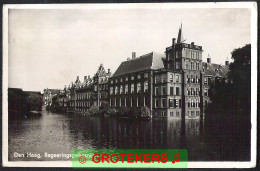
xmin=187 ymin=88 xmax=200 ymax=96
xmin=110 ymin=82 xmax=149 ymax=95
xmin=187 ymin=111 xmax=200 ymax=117
xmin=111 ymin=73 xmax=149 ymax=84
xmin=155 ymin=74 xmax=180 ymax=83
xmin=184 ymin=48 xmax=201 ymax=60
xmin=109 ymin=97 xmax=148 ymax=107
xmin=186 ymin=75 xmax=200 ymax=83
xmin=155 ymin=98 xmax=181 ymax=108
xmin=155 ymin=86 xmax=180 ymax=96
xmin=170 ymin=111 xmax=181 ymax=117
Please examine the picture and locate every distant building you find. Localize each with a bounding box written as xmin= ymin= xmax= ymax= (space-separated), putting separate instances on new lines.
xmin=66 ymin=64 xmax=111 ymax=112
xmin=43 ymin=88 xmax=60 ymax=106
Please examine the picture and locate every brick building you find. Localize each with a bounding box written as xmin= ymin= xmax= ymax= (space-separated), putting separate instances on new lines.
xmin=46 ymin=25 xmax=229 ymax=119
xmin=108 ymin=25 xmax=229 ymax=119
xmin=65 ymin=64 xmax=111 ymax=113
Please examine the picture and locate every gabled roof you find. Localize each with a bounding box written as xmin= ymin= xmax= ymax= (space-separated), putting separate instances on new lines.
xmin=112 ymin=52 xmax=165 ymax=77
xmin=202 ymin=62 xmax=229 ymax=77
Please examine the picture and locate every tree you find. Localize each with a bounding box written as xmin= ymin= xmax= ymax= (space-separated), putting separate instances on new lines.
xmin=228 ymin=44 xmax=251 ymax=114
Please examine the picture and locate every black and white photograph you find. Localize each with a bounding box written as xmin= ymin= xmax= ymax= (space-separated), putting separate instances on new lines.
xmin=2 ymin=2 xmax=257 ymax=168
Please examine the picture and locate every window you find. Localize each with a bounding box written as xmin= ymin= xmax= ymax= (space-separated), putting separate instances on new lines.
xmin=186 ymin=49 xmax=190 ymax=58
xmin=131 ymin=98 xmax=134 ymax=107
xmin=144 ymin=73 xmax=149 ymax=78
xmin=120 ymin=85 xmax=123 ymax=94
xmin=162 ymin=111 xmax=166 ymax=116
xmin=115 ymin=79 xmax=118 ymax=83
xmin=176 ymin=62 xmax=180 ymax=69
xmin=196 ymin=111 xmax=200 ymax=116
xmin=170 ymin=74 xmax=173 ymax=82
xmin=176 ymin=111 xmax=180 ymax=117
xmin=204 ymin=89 xmax=208 ymax=96
xmin=137 ymin=83 xmax=141 ymax=93
xmin=155 ymin=75 xmax=159 ymax=83
xmin=176 ymin=87 xmax=180 ymax=95
xmin=161 ymin=75 xmax=166 ymax=83
xmin=120 ymin=78 xmax=123 ymax=82
xmin=169 ymin=99 xmax=174 ymax=108
xmin=125 ymin=84 xmax=128 ymax=94
xmin=185 ymin=61 xmax=189 ymax=69
xmin=125 ymin=77 xmax=128 ymax=81
xmin=115 ymin=98 xmax=117 ymax=107
xmin=155 ymin=87 xmax=159 ymax=95
xmin=131 ymin=84 xmax=135 ymax=93
xmin=144 ymin=81 xmax=148 ymax=92
xmin=170 ymin=87 xmax=174 ymax=95
xmin=144 ymin=97 xmax=147 ymax=106
xmin=155 ymin=99 xmax=159 ymax=108
xmin=191 ymin=62 xmax=194 ymax=70
xmin=120 ymin=98 xmax=122 ymax=107
xmin=137 ymin=74 xmax=141 ymax=79
xmin=176 ymin=75 xmax=179 ymax=83
xmin=125 ymin=98 xmax=127 ymax=106
xmin=196 ymin=63 xmax=199 ymax=70
xmin=131 ymin=76 xmax=135 ymax=80
xmin=162 ymin=86 xmax=166 ymax=95
xmin=204 ymin=78 xmax=208 ymax=85
xmin=162 ymin=98 xmax=166 ymax=108
xmin=111 ymin=80 xmax=113 ymax=84
xmin=186 ymin=75 xmax=190 ymax=83
xmin=115 ymin=86 xmax=118 ymax=94
xmin=170 ymin=111 xmax=174 ymax=117
xmin=137 ymin=97 xmax=140 ymax=107
xmin=94 ymin=85 xmax=97 ymax=91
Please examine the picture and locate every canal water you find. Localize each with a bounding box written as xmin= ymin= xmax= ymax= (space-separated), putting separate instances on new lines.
xmin=8 ymin=110 xmax=250 ymax=161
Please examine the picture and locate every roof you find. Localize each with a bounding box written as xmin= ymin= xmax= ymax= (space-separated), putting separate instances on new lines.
xmin=44 ymin=89 xmax=60 ymax=95
xmin=177 ymin=24 xmax=184 ymax=44
xmin=202 ymin=62 xmax=229 ymax=77
xmin=112 ymin=52 xmax=165 ymax=77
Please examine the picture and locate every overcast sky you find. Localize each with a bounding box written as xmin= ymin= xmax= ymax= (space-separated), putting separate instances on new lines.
xmin=8 ymin=7 xmax=251 ymax=92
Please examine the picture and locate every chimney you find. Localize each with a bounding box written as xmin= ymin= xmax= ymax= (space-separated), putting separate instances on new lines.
xmin=88 ymin=75 xmax=90 ymax=79
xmin=84 ymin=76 xmax=87 ymax=81
xmin=108 ymin=69 xmax=111 ymax=73
xmin=132 ymin=52 xmax=136 ymax=59
xmin=127 ymin=57 xmax=130 ymax=61
xmin=225 ymin=61 xmax=229 ymax=66
xmin=225 ymin=57 xmax=229 ymax=66
xmin=207 ymin=58 xmax=211 ymax=63
xmin=77 ymin=76 xmax=79 ymax=80
xmin=172 ymin=38 xmax=176 ymax=46
xmin=191 ymin=42 xmax=194 ymax=46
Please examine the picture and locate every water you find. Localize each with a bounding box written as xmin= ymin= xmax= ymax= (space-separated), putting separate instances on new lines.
xmin=8 ymin=110 xmax=250 ymax=161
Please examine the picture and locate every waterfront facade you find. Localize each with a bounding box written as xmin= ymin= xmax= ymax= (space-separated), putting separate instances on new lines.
xmin=46 ymin=25 xmax=229 ymax=119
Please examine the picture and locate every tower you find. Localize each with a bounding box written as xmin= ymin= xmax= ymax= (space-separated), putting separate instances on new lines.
xmin=165 ymin=24 xmax=203 ymax=119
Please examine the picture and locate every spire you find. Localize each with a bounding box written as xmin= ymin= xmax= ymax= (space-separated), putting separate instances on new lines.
xmin=177 ymin=23 xmax=184 ymax=44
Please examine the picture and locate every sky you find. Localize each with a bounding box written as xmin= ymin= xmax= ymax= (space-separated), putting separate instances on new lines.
xmin=8 ymin=7 xmax=251 ymax=92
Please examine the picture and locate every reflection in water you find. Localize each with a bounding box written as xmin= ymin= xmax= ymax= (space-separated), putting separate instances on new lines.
xmin=8 ymin=111 xmax=249 ymax=161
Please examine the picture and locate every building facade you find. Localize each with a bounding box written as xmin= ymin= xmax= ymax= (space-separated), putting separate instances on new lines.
xmin=44 ymin=25 xmax=229 ymax=119
xmin=108 ymin=25 xmax=229 ymax=119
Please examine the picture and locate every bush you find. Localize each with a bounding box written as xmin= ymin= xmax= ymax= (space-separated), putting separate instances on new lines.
xmin=107 ymin=108 xmax=118 ymax=116
xmin=140 ymin=106 xmax=152 ymax=118
xmin=89 ymin=106 xmax=99 ymax=116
